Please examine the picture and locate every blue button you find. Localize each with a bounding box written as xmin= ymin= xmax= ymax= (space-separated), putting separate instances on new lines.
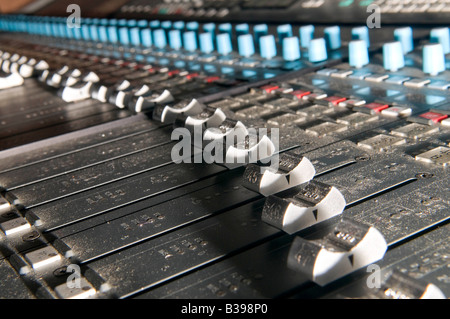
xmin=161 ymin=21 xmax=172 ymax=30
xmin=423 ymin=43 xmax=446 ymax=76
xmin=235 ymin=23 xmax=249 ymax=36
xmin=253 ymin=24 xmax=268 ymax=45
xmin=308 ymin=38 xmax=327 ymax=62
xmin=348 ymin=40 xmax=369 ymax=68
xmin=130 ymin=27 xmax=141 ymax=46
xmin=217 ymin=33 xmax=233 ymax=55
xmin=238 ymin=34 xmax=255 ymax=57
xmin=218 ymin=23 xmax=232 ymax=35
xmin=277 ymin=24 xmax=293 ymax=43
xmin=351 ymin=26 xmax=370 ymax=47
xmin=282 ymin=36 xmax=301 ymax=61
xmin=153 ymin=29 xmax=167 ymax=48
xmin=259 ymin=34 xmax=277 ymax=59
xmin=199 ymin=32 xmax=214 ymax=53
xmin=119 ymin=26 xmax=130 ymax=45
xmin=299 ymin=25 xmax=314 ymax=48
xmin=394 ymin=27 xmax=413 ymax=53
xmin=173 ymin=21 xmax=185 ymax=30
xmin=324 ymin=26 xmax=341 ymax=50
xmin=430 ymin=27 xmax=450 ymax=54
xmin=149 ymin=20 xmax=160 ymax=29
xmin=183 ymin=31 xmax=197 ymax=51
xmin=186 ymin=21 xmax=199 ymax=31
xmin=203 ymin=23 xmax=216 ymax=34
xmin=383 ymin=41 xmax=405 ymax=72
xmin=169 ymin=29 xmax=182 ymax=50
xmin=107 ymin=25 xmax=118 ymax=43
xmin=140 ymin=28 xmax=152 ymax=47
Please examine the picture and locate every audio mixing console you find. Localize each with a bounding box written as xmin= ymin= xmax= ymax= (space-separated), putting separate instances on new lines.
xmin=0 ymin=0 xmax=448 ymax=301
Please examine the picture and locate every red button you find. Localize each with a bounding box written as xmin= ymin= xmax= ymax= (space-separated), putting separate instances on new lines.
xmin=419 ymin=111 xmax=448 ymax=123
xmin=260 ymin=84 xmax=280 ymax=93
xmin=364 ymin=102 xmax=389 ymax=112
xmin=168 ymin=70 xmax=180 ymax=77
xmin=205 ymin=76 xmax=220 ymax=83
xmin=325 ymin=96 xmax=347 ymax=106
xmin=186 ymin=73 xmax=199 ymax=80
xmin=290 ymin=90 xmax=311 ymax=99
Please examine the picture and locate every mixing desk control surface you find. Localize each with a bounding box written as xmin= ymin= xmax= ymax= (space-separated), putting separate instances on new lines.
xmin=0 ymin=0 xmax=448 ymax=301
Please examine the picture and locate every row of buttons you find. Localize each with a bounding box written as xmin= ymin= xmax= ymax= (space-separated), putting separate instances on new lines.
xmin=318 ymin=67 xmax=450 ymax=91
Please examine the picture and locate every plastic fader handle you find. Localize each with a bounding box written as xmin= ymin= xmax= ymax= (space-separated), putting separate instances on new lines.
xmin=367 ymin=270 xmax=446 ymax=299
xmin=203 ymin=119 xmax=248 ymax=145
xmin=184 ymin=107 xmax=227 ymax=131
xmin=287 ymin=218 xmax=387 ymax=286
xmin=224 ymin=134 xmax=276 ymax=169
xmin=261 ymin=180 xmax=345 ymax=234
xmin=243 ymin=152 xmax=315 ymax=196
xmin=154 ymin=98 xmax=206 ymax=123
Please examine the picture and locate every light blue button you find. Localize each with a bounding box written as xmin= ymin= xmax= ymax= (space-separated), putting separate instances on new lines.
xmin=186 ymin=21 xmax=199 ymax=31
xmin=130 ymin=27 xmax=141 ymax=46
xmin=203 ymin=23 xmax=215 ymax=33
xmin=107 ymin=25 xmax=118 ymax=43
xmin=423 ymin=43 xmax=445 ymax=75
xmin=217 ymin=33 xmax=233 ymax=55
xmin=150 ymin=20 xmax=160 ymax=28
xmin=173 ymin=21 xmax=184 ymax=30
xmin=282 ymin=36 xmax=301 ymax=61
xmin=254 ymin=24 xmax=268 ymax=44
xmin=299 ymin=25 xmax=314 ymax=48
xmin=238 ymin=34 xmax=255 ymax=57
xmin=277 ymin=24 xmax=293 ymax=43
xmin=169 ymin=29 xmax=182 ymax=50
xmin=348 ymin=40 xmax=369 ymax=68
xmin=430 ymin=27 xmax=450 ymax=54
xmin=351 ymin=26 xmax=370 ymax=47
xmin=259 ymin=34 xmax=277 ymax=59
xmin=140 ymin=28 xmax=152 ymax=47
xmin=199 ymin=32 xmax=214 ymax=53
xmin=218 ymin=23 xmax=232 ymax=35
xmin=161 ymin=21 xmax=172 ymax=29
xmin=308 ymin=38 xmax=327 ymax=62
xmin=394 ymin=27 xmax=413 ymax=53
xmin=383 ymin=41 xmax=404 ymax=72
xmin=119 ymin=27 xmax=130 ymax=45
xmin=324 ymin=26 xmax=341 ymax=50
xmin=183 ymin=31 xmax=197 ymax=51
xmin=235 ymin=23 xmax=249 ymax=36
xmin=153 ymin=29 xmax=167 ymax=48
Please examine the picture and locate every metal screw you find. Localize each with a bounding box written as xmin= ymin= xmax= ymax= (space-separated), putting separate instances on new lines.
xmin=415 ymin=172 xmax=434 ymax=179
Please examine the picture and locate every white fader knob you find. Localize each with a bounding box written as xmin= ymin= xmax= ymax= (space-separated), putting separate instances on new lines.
xmin=153 ymin=98 xmax=206 ymax=123
xmin=287 ymin=218 xmax=387 ymax=286
xmin=261 ymin=180 xmax=345 ymax=234
xmin=243 ymin=152 xmax=316 ymax=196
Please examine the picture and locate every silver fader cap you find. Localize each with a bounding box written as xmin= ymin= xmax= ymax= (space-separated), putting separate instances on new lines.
xmin=224 ymin=134 xmax=276 ymax=169
xmin=0 ymin=196 xmax=11 ymax=214
xmin=154 ymin=98 xmax=205 ymax=123
xmin=287 ymin=218 xmax=387 ymax=286
xmin=367 ymin=270 xmax=446 ymax=299
xmin=203 ymin=119 xmax=248 ymax=144
xmin=243 ymin=152 xmax=316 ymax=196
xmin=54 ymin=277 xmax=97 ymax=299
xmin=184 ymin=107 xmax=227 ymax=131
xmin=261 ymin=180 xmax=345 ymax=234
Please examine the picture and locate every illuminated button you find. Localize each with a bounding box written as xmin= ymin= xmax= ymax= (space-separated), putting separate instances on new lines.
xmin=423 ymin=43 xmax=446 ymax=76
xmin=363 ymin=102 xmax=389 ymax=113
xmin=261 ymin=181 xmax=346 ymax=234
xmin=259 ymin=34 xmax=277 ymax=59
xmin=348 ymin=40 xmax=369 ymax=68
xmin=308 ymin=38 xmax=327 ymax=63
xmin=415 ymin=146 xmax=450 ymax=166
xmin=217 ymin=32 xmax=233 ymax=56
xmin=391 ymin=123 xmax=439 ymax=139
xmin=290 ymin=90 xmax=311 ymax=99
xmin=287 ymin=218 xmax=387 ymax=286
xmin=381 ymin=106 xmax=412 ymax=117
xmin=199 ymin=32 xmax=214 ymax=53
xmin=358 ymin=134 xmax=406 ymax=151
xmin=299 ymin=25 xmax=314 ymax=48
xmin=418 ymin=111 xmax=448 ymax=124
xmin=260 ymin=84 xmax=279 ymax=93
xmin=237 ymin=34 xmax=255 ymax=57
xmin=383 ymin=41 xmax=405 ymax=72
xmin=243 ymin=152 xmax=315 ymax=196
xmin=282 ymin=36 xmax=301 ymax=61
